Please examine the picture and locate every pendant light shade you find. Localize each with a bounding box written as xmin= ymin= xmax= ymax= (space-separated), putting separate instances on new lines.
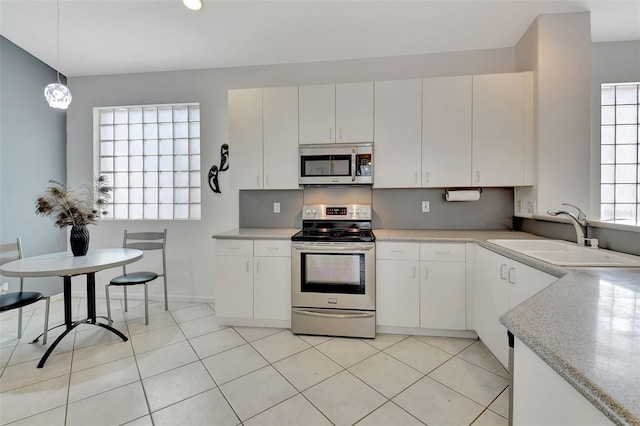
xmin=45 ymin=0 xmax=71 ymax=109
xmin=183 ymin=0 xmax=203 ymax=11
xmin=44 ymin=79 xmax=72 ymax=109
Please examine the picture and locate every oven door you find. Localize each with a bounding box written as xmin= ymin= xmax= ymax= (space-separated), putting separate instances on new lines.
xmin=292 ymin=242 xmax=375 ymax=310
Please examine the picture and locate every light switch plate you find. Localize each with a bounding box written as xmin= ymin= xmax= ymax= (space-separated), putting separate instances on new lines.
xmin=273 ymin=202 xmax=281 ymax=213
xmin=421 ymin=201 xmax=430 ymax=213
xmin=527 ymin=200 xmax=537 ymax=214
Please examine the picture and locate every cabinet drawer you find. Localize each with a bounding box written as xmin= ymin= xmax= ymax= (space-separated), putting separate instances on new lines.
xmin=420 ymin=243 xmax=465 ymax=262
xmin=376 ymin=242 xmax=419 ymax=260
xmin=254 ymin=240 xmax=291 ymax=257
xmin=216 ymin=239 xmax=253 ymax=256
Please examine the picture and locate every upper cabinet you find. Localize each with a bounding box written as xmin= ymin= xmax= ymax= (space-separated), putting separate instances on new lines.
xmin=229 ymin=87 xmax=299 ymax=190
xmin=374 ymin=79 xmax=422 ymax=188
xmin=472 ymin=72 xmax=533 ymax=186
xmin=299 ymin=82 xmax=374 ymax=144
xmin=422 ymin=76 xmax=473 ymax=187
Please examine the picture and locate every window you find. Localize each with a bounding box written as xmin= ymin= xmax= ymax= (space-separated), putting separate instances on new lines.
xmin=95 ymin=103 xmax=201 ymax=220
xmin=600 ymin=83 xmax=639 ymax=224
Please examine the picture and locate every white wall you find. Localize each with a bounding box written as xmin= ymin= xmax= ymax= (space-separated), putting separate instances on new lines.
xmin=514 ymin=12 xmax=592 ymax=219
xmin=67 ymin=48 xmax=516 ymax=302
xmin=589 ymin=41 xmax=640 ymax=219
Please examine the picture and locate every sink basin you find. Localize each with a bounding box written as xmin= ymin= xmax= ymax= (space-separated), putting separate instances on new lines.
xmin=487 ymin=239 xmax=640 ymax=267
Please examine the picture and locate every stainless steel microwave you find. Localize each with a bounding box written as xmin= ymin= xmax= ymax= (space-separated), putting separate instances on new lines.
xmin=299 ymin=143 xmax=373 ymax=185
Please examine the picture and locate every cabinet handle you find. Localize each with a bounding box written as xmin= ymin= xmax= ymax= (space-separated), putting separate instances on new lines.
xmin=267 ymin=247 xmax=279 ymax=251
xmin=500 ymin=264 xmax=507 ymax=280
xmin=256 ymin=175 xmax=260 ymax=186
xmin=246 ymin=261 xmax=251 ymax=273
xmin=414 ymin=172 xmax=418 ymax=184
xmin=424 ymin=171 xmax=429 ymax=184
xmin=256 ymin=261 xmax=260 ymax=274
xmin=329 ymin=128 xmax=333 ymax=141
xmin=339 ymin=128 xmax=343 ymax=140
xmin=228 ymin=246 xmax=241 ymax=250
xmin=435 ymin=250 xmax=450 ymax=255
xmin=266 ymin=174 xmax=270 ymax=186
xmin=412 ymin=265 xmax=416 ymax=278
xmin=424 ymin=265 xmax=429 ymax=279
xmin=508 ymin=267 xmax=516 ymax=284
xmin=391 ymin=249 xmax=405 ymax=254
xmin=475 ymin=170 xmax=480 ymax=183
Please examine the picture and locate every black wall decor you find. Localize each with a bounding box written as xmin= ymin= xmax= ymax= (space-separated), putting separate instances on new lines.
xmin=208 ymin=143 xmax=229 ymax=194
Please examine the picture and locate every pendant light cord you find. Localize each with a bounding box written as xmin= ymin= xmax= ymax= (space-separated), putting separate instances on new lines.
xmin=56 ymin=0 xmax=61 ymax=84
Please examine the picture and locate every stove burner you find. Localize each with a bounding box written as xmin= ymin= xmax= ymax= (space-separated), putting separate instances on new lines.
xmin=291 ymin=220 xmax=375 ymax=242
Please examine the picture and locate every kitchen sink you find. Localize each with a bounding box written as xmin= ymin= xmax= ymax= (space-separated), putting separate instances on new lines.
xmin=487 ymin=239 xmax=640 ymax=267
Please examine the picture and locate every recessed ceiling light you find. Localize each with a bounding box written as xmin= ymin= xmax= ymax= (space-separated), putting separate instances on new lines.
xmin=183 ymin=0 xmax=203 ymax=11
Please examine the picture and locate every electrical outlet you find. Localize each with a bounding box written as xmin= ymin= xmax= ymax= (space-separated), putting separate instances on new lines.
xmin=421 ymin=201 xmax=430 ymax=213
xmin=273 ymin=202 xmax=281 ymax=213
xmin=527 ymin=200 xmax=537 ymax=214
xmin=1 ymin=283 xmax=8 ymax=294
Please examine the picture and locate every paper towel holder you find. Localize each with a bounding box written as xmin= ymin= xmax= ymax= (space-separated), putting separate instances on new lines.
xmin=444 ymin=188 xmax=483 ymax=202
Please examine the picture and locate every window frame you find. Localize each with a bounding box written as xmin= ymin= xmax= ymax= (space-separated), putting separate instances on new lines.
xmin=93 ymin=102 xmax=202 ymax=221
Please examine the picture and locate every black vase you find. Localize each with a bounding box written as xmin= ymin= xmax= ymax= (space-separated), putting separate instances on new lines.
xmin=70 ymin=225 xmax=90 ymax=256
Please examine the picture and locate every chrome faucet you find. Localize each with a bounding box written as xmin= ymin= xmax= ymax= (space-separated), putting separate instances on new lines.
xmin=547 ymin=203 xmax=588 ymax=246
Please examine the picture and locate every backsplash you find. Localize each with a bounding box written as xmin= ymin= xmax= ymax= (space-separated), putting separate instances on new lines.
xmin=239 ymin=187 xmax=514 ymax=230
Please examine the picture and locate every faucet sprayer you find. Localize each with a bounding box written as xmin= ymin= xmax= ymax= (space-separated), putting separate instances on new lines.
xmin=547 ymin=203 xmax=589 ymax=246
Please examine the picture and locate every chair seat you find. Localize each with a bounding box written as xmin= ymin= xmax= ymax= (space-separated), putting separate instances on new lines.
xmin=0 ymin=292 xmax=44 ymax=312
xmin=110 ymin=271 xmax=158 ymax=285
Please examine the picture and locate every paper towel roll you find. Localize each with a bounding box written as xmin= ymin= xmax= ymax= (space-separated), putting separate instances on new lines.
xmin=445 ymin=189 xmax=481 ymax=202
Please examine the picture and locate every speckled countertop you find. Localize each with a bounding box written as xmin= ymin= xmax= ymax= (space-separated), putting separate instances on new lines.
xmin=213 ymin=227 xmax=640 ymax=424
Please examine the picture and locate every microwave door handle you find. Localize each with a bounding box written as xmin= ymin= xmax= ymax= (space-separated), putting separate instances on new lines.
xmin=351 ymin=150 xmax=356 ymax=182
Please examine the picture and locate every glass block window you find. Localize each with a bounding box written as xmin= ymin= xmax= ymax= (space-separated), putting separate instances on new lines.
xmin=600 ymin=83 xmax=639 ymax=224
xmin=95 ymin=103 xmax=201 ymax=220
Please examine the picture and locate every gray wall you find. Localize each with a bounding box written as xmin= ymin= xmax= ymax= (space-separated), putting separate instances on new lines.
xmin=66 ymin=47 xmax=516 ymax=301
xmin=0 ymin=36 xmax=67 ymax=295
xmin=239 ymin=187 xmax=514 ymax=231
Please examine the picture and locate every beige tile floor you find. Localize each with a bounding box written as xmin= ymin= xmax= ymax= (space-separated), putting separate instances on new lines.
xmin=0 ymin=297 xmax=510 ymax=426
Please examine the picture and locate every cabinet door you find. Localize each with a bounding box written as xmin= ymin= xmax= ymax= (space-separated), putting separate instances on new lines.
xmin=374 ymin=79 xmax=422 ymax=188
xmin=422 ymin=76 xmax=472 ymax=187
xmin=263 ymin=87 xmax=299 ymax=189
xmin=472 ymin=73 xmax=526 ymax=186
xmin=508 ymin=261 xmax=557 ymax=309
xmin=215 ymin=255 xmax=253 ymax=319
xmin=299 ymin=84 xmax=335 ymax=144
xmin=420 ymin=261 xmax=466 ymax=331
xmin=473 ymin=246 xmax=510 ymax=368
xmin=229 ymin=88 xmax=263 ymax=189
xmin=254 ymin=256 xmax=291 ymax=321
xmin=376 ymin=259 xmax=420 ymax=327
xmin=336 ymin=82 xmax=374 ymax=143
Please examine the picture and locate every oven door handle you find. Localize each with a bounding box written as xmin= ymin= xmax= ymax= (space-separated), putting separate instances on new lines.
xmin=294 ymin=309 xmax=375 ymax=319
xmin=292 ymin=244 xmax=374 ymax=252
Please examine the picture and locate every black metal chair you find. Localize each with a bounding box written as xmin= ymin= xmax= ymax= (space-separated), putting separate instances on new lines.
xmin=0 ymin=238 xmax=50 ymax=344
xmin=105 ymin=229 xmax=168 ymax=325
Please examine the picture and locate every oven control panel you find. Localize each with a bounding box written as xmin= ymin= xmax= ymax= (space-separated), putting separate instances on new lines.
xmin=302 ymin=204 xmax=372 ymax=220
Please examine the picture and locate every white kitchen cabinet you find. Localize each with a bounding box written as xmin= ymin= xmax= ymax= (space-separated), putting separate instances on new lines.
xmin=253 ymin=240 xmax=291 ymax=321
xmin=229 ymin=88 xmax=263 ymax=190
xmin=472 ymin=72 xmax=533 ymax=186
xmin=262 ymin=87 xmax=299 ymax=189
xmin=473 ymin=246 xmax=557 ymax=368
xmin=229 ymin=87 xmax=299 ymax=190
xmin=299 ymin=82 xmax=373 ymax=144
xmin=513 ymin=337 xmax=613 ymax=425
xmin=374 ymin=79 xmax=422 ymax=188
xmin=422 ymin=76 xmax=473 ymax=187
xmin=419 ymin=243 xmax=466 ymax=330
xmin=215 ymin=239 xmax=291 ymax=324
xmin=376 ymin=242 xmax=420 ymax=327
xmin=215 ymin=239 xmax=254 ymax=319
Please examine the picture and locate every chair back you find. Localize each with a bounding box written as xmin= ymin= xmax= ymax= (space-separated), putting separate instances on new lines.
xmin=0 ymin=238 xmax=24 ymax=290
xmin=121 ymin=230 xmax=167 ymax=279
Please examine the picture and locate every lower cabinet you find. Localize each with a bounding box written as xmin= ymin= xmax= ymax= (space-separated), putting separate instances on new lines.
xmin=376 ymin=242 xmax=466 ymax=331
xmin=215 ymin=238 xmax=291 ymax=324
xmin=473 ymin=246 xmax=557 ymax=368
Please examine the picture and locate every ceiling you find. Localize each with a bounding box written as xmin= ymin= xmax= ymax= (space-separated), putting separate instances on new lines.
xmin=1 ymin=0 xmax=639 ymax=77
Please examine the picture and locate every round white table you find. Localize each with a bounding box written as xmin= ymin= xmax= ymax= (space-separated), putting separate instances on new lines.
xmin=0 ymin=248 xmax=143 ymax=368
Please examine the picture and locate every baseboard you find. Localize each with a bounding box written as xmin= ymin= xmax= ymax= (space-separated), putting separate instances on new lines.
xmin=376 ymin=325 xmax=478 ymax=339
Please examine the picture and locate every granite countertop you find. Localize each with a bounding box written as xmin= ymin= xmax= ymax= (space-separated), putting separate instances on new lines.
xmin=213 ymin=227 xmax=640 ymax=424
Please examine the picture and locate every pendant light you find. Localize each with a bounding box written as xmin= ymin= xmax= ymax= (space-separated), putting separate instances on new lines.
xmin=183 ymin=0 xmax=203 ymax=11
xmin=44 ymin=0 xmax=72 ymax=109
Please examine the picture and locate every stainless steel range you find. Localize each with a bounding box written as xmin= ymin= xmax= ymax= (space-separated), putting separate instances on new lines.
xmin=291 ymin=204 xmax=375 ymax=338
